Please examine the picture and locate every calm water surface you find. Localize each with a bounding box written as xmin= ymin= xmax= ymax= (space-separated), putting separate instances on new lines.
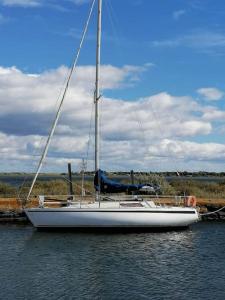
xmin=0 ymin=222 xmax=225 ymax=300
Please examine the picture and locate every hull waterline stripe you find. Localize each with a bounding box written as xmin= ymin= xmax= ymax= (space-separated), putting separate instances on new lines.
xmin=36 ymin=225 xmax=190 ymax=228
xmin=26 ymin=210 xmax=196 ymax=214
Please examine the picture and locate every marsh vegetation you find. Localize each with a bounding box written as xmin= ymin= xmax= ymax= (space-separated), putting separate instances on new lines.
xmin=1 ymin=173 xmax=225 ymax=199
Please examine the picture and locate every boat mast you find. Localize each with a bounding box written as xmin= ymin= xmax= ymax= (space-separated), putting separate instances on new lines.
xmin=95 ymin=0 xmax=102 ymax=173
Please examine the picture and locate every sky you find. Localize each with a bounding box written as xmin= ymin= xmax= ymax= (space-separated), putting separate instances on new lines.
xmin=1 ymin=0 xmax=225 ymax=172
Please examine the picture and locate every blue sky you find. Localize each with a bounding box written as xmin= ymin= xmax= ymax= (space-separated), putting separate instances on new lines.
xmin=1 ymin=0 xmax=225 ymax=172
xmin=1 ymin=0 xmax=225 ymax=92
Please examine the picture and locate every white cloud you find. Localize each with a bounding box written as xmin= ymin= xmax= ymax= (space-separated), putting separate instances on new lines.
xmin=202 ymin=106 xmax=225 ymax=121
xmin=173 ymin=9 xmax=186 ymax=20
xmin=70 ymin=0 xmax=90 ymax=5
xmin=1 ymin=64 xmax=225 ymax=172
xmin=0 ymin=64 xmax=149 ymax=116
xmin=149 ymin=139 xmax=225 ymax=162
xmin=0 ymin=0 xmax=42 ymax=7
xmin=197 ymin=87 xmax=224 ymax=101
xmin=0 ymin=0 xmax=91 ymax=8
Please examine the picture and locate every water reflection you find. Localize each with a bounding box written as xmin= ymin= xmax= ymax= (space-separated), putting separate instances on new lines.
xmin=0 ymin=223 xmax=225 ymax=300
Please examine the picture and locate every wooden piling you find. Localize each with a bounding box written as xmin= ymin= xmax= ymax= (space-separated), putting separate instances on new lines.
xmin=67 ymin=163 xmax=74 ymax=197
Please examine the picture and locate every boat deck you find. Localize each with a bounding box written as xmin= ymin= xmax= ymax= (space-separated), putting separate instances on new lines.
xmin=37 ymin=195 xmax=190 ymax=210
xmin=67 ymin=200 xmax=191 ymax=211
xmin=69 ymin=201 xmax=153 ymax=209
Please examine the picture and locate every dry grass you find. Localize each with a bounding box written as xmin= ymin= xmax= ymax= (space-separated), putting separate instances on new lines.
xmin=0 ymin=197 xmax=38 ymax=211
xmin=0 ymin=196 xmax=225 ymax=213
xmin=1 ymin=177 xmax=225 ymax=212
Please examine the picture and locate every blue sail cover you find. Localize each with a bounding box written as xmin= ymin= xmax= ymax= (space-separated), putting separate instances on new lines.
xmin=94 ymin=169 xmax=160 ymax=193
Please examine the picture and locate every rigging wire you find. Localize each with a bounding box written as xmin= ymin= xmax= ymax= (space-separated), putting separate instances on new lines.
xmin=131 ymin=106 xmax=149 ymax=181
xmin=126 ymin=99 xmax=184 ymax=197
xmin=55 ymin=173 xmax=94 ymax=196
xmin=105 ymin=0 xmax=123 ymax=59
xmin=80 ymin=99 xmax=95 ymax=194
xmin=105 ymin=0 xmax=181 ymax=184
xmin=25 ymin=0 xmax=96 ymax=204
xmin=99 ymin=93 xmax=103 ymax=170
xmin=19 ymin=96 xmax=95 ymax=201
xmin=84 ymin=100 xmax=95 ymax=173
xmin=17 ymin=64 xmax=74 ymax=202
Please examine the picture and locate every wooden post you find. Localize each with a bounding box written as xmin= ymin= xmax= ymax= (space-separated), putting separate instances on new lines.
xmin=130 ymin=170 xmax=134 ymax=185
xmin=68 ymin=163 xmax=74 ymax=197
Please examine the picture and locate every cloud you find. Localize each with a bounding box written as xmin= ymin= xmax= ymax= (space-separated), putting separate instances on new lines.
xmin=149 ymin=139 xmax=225 ymax=162
xmin=1 ymin=64 xmax=225 ymax=172
xmin=0 ymin=0 xmax=42 ymax=7
xmin=0 ymin=0 xmax=91 ymax=8
xmin=151 ymin=30 xmax=225 ymax=54
xmin=69 ymin=0 xmax=90 ymax=5
xmin=202 ymin=107 xmax=225 ymax=121
xmin=197 ymin=87 xmax=224 ymax=101
xmin=173 ymin=9 xmax=186 ymax=20
xmin=0 ymin=63 xmax=144 ymax=140
xmin=0 ymin=64 xmax=149 ymax=116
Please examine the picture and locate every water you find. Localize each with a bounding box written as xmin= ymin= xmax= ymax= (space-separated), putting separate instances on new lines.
xmin=0 ymin=223 xmax=225 ymax=300
xmin=1 ymin=174 xmax=225 ymax=188
xmin=0 ymin=174 xmax=94 ymax=187
xmin=0 ymin=174 xmax=70 ymax=187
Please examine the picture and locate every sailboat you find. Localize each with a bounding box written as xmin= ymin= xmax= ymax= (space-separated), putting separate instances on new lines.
xmin=25 ymin=0 xmax=200 ymax=229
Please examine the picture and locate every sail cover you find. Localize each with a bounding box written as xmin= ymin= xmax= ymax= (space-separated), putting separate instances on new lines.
xmin=94 ymin=169 xmax=160 ymax=193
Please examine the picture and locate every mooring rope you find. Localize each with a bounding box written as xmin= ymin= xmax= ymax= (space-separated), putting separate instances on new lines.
xmin=200 ymin=205 xmax=225 ymax=216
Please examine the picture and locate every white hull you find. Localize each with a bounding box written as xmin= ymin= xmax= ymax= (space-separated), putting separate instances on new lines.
xmin=25 ymin=202 xmax=199 ymax=229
